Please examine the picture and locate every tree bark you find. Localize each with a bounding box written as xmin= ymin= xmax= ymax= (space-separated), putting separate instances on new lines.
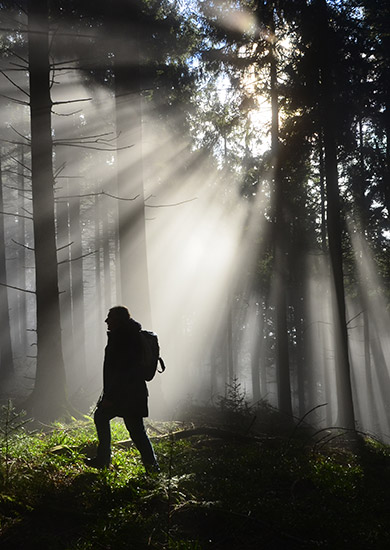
xmin=27 ymin=0 xmax=67 ymax=420
xmin=16 ymin=144 xmax=28 ymax=356
xmin=69 ymin=193 xmax=87 ymax=380
xmin=251 ymin=309 xmax=262 ymax=404
xmin=0 ymin=154 xmax=14 ymax=383
xmin=56 ymin=182 xmax=74 ymax=376
xmin=270 ymin=20 xmax=292 ymax=419
xmin=102 ymin=195 xmax=112 ymax=311
xmin=316 ymin=0 xmax=355 ymax=430
xmin=93 ymin=194 xmax=104 ymax=343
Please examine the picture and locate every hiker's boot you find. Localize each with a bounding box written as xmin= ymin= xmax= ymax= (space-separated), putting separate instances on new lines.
xmin=84 ymin=456 xmax=111 ymax=469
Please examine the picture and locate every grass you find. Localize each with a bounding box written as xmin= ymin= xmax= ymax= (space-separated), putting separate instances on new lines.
xmin=1 ymin=402 xmax=390 ymax=549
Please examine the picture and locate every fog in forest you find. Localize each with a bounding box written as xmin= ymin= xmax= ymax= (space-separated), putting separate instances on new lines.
xmin=0 ymin=1 xmax=390 ymax=443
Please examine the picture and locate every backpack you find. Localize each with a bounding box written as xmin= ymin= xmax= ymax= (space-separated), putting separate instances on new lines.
xmin=139 ymin=330 xmax=166 ymax=381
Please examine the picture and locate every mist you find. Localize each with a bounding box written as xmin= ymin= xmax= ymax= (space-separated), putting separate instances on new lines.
xmin=0 ymin=1 xmax=389 ymax=444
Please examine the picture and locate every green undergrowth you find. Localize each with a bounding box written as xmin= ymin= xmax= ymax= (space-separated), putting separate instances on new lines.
xmin=1 ymin=403 xmax=390 ymax=549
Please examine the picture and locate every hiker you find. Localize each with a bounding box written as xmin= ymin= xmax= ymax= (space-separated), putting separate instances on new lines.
xmin=86 ymin=306 xmax=159 ymax=472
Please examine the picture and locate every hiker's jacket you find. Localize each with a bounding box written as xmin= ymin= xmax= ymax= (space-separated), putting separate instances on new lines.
xmin=102 ymin=318 xmax=148 ymax=417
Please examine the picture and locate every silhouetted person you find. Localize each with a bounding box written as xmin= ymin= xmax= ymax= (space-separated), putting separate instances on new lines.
xmin=86 ymin=306 xmax=159 ymax=472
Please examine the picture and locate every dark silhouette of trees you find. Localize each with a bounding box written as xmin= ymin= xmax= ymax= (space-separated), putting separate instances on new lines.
xmin=312 ymin=0 xmax=355 ymax=428
xmin=0 ymin=153 xmax=14 ymax=384
xmin=0 ymin=0 xmax=389 ymax=435
xmin=25 ymin=0 xmax=67 ymax=420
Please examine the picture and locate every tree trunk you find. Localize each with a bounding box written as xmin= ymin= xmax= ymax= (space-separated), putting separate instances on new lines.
xmin=251 ymin=308 xmax=262 ymax=404
xmin=317 ymin=0 xmax=355 ymax=430
xmin=102 ymin=195 xmax=112 ymax=311
xmin=56 ymin=182 xmax=74 ymax=381
xmin=69 ymin=193 xmax=87 ymax=381
xmin=93 ymin=194 xmax=104 ymax=343
xmin=16 ymin=144 xmax=28 ymax=356
xmin=270 ymin=22 xmax=292 ymax=418
xmin=294 ymin=281 xmax=306 ymax=418
xmin=0 ymin=154 xmax=14 ymax=383
xmin=226 ymin=296 xmax=234 ymax=386
xmin=319 ymin=133 xmax=327 ymax=252
xmin=27 ymin=0 xmax=67 ymax=420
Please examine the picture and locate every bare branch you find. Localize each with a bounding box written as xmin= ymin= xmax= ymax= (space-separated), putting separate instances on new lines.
xmin=55 ymin=131 xmax=117 ymax=143
xmin=9 ymin=125 xmax=30 ymax=143
xmin=0 ymin=210 xmax=33 ymax=220
xmin=145 ymin=197 xmax=198 ymax=208
xmin=51 ymin=57 xmax=82 ymax=66
xmin=52 ymin=109 xmax=83 ymax=117
xmin=54 ymin=142 xmax=132 ymax=152
xmin=57 ymin=241 xmax=74 ymax=252
xmin=0 ymin=70 xmax=29 ymax=97
xmin=9 ymin=154 xmax=32 ymax=172
xmin=0 ymin=93 xmax=29 ymax=106
xmin=52 ymin=97 xmax=92 ymax=106
xmin=0 ymin=281 xmax=35 ymax=294
xmin=55 ymin=190 xmax=139 ymax=202
xmin=52 ymin=131 xmax=128 ymax=152
xmin=54 ymin=162 xmax=67 ymax=179
xmin=0 ymin=139 xmax=31 ymax=149
xmin=346 ymin=310 xmax=364 ymax=327
xmin=11 ymin=239 xmax=34 ymax=251
xmin=8 ymin=61 xmax=28 ymax=70
xmin=103 ymin=191 xmax=139 ymax=201
xmin=58 ymin=249 xmax=97 ymax=265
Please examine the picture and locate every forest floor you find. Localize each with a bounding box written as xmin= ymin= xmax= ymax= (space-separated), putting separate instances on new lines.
xmin=1 ymin=400 xmax=390 ymax=550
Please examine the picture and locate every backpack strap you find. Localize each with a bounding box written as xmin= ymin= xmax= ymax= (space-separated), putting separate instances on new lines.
xmin=157 ymin=357 xmax=166 ymax=374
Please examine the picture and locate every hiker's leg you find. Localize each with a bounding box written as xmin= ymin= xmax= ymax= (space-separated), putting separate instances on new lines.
xmin=94 ymin=404 xmax=116 ymax=464
xmin=123 ymin=415 xmax=158 ymax=469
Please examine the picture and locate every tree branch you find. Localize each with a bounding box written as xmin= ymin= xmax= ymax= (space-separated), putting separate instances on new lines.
xmin=0 ymin=93 xmax=29 ymax=106
xmin=8 ymin=61 xmax=29 ymax=70
xmin=346 ymin=310 xmax=364 ymax=327
xmin=53 ymin=142 xmax=131 ymax=152
xmin=0 ymin=210 xmax=33 ymax=220
xmin=9 ymin=125 xmax=31 ymax=143
xmin=0 ymin=282 xmax=35 ymax=294
xmin=52 ymin=109 xmax=83 ymax=117
xmin=11 ymin=239 xmax=34 ymax=251
xmin=145 ymin=197 xmax=198 ymax=208
xmin=57 ymin=241 xmax=73 ymax=252
xmin=55 ymin=190 xmax=139 ymax=202
xmin=103 ymin=191 xmax=139 ymax=201
xmin=9 ymin=154 xmax=32 ymax=172
xmin=52 ymin=97 xmax=92 ymax=106
xmin=57 ymin=249 xmax=97 ymax=265
xmin=55 ymin=131 xmax=118 ymax=143
xmin=0 ymin=70 xmax=29 ymax=97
